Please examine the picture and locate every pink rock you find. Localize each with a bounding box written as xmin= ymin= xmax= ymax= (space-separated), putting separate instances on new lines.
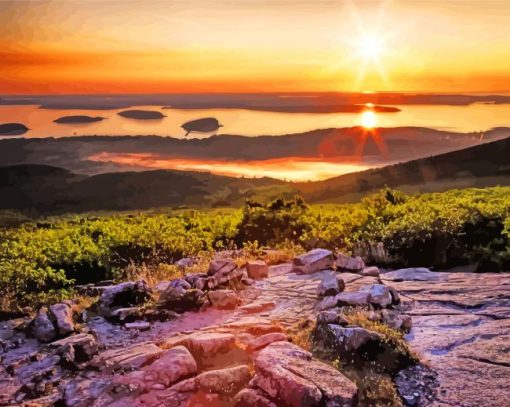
xmin=247 ymin=332 xmax=288 ymax=351
xmin=292 ymin=249 xmax=333 ymax=274
xmin=196 ymin=365 xmax=252 ymax=394
xmin=361 ymin=266 xmax=380 ymax=277
xmin=247 ymin=260 xmax=269 ymax=280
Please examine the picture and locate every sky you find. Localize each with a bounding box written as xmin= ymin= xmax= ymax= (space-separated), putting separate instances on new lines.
xmin=1 ymin=0 xmax=510 ymax=94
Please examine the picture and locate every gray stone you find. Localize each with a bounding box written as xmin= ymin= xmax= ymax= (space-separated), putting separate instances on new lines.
xmin=317 ymin=272 xmax=343 ymax=297
xmin=360 ymin=284 xmax=393 ymax=308
xmin=292 ymin=249 xmax=334 ymax=274
xmin=49 ymin=333 xmax=98 ymax=363
xmin=336 ymin=253 xmax=365 ymax=271
xmin=98 ymin=280 xmax=152 ymax=317
xmin=63 ymin=378 xmax=111 ymax=407
xmin=335 ymin=291 xmax=371 ymax=306
xmin=29 ymin=307 xmax=57 ymax=342
xmin=317 ymin=296 xmax=338 ymax=311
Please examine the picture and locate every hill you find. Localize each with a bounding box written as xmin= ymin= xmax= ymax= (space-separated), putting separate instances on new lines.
xmin=0 ymin=165 xmax=294 ymax=214
xmin=295 ymin=136 xmax=510 ymax=202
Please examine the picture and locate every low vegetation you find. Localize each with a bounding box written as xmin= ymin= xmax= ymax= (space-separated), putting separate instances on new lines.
xmin=1 ymin=186 xmax=509 ymax=310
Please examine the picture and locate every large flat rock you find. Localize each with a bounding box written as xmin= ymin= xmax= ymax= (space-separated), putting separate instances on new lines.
xmin=390 ymin=271 xmax=510 ymax=406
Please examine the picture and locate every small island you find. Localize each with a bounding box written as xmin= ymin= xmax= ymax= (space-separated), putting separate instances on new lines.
xmin=117 ymin=110 xmax=166 ymax=120
xmin=53 ymin=115 xmax=105 ymax=124
xmin=182 ymin=117 xmax=223 ymax=136
xmin=0 ymin=123 xmax=29 ymax=136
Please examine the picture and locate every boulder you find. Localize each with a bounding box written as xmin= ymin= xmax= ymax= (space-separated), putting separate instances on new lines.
xmin=234 ymin=388 xmax=277 ymax=407
xmin=317 ymin=310 xmax=348 ymax=326
xmin=29 ymin=307 xmax=57 ymax=342
xmin=316 ymin=296 xmax=338 ymax=311
xmin=320 ymin=325 xmax=383 ymax=355
xmin=185 ymin=332 xmax=236 ymax=356
xmin=336 ymin=253 xmax=365 ymax=271
xmin=335 ymin=291 xmax=371 ymax=306
xmin=208 ymin=258 xmax=237 ymax=276
xmin=158 ymin=279 xmax=204 ymax=312
xmin=252 ymin=341 xmax=357 ymax=407
xmin=317 ymin=273 xmax=344 ymax=297
xmin=247 ymin=260 xmax=269 ymax=280
xmin=196 ymin=365 xmax=252 ymax=394
xmin=110 ymin=307 xmax=142 ymax=322
xmin=247 ymin=332 xmax=288 ymax=351
xmin=114 ymin=346 xmax=197 ymax=390
xmin=90 ymin=342 xmax=163 ymax=371
xmin=360 ymin=284 xmax=393 ymax=308
xmin=49 ymin=333 xmax=98 ymax=364
xmin=207 ymin=289 xmax=240 ymax=309
xmin=292 ymin=249 xmax=333 ymax=274
xmin=98 ymin=280 xmax=152 ymax=317
xmin=360 ymin=266 xmax=380 ymax=277
xmin=63 ymin=378 xmax=111 ymax=407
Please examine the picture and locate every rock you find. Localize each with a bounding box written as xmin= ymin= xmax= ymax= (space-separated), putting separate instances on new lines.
xmin=381 ymin=310 xmax=412 ymax=332
xmin=240 ymin=301 xmax=276 ymax=314
xmin=196 ymin=365 xmax=252 ymax=394
xmin=234 ymin=388 xmax=277 ymax=407
xmin=49 ymin=333 xmax=98 ymax=364
xmin=247 ymin=332 xmax=288 ymax=351
xmin=241 ymin=277 xmax=255 ymax=286
xmin=186 ymin=332 xmax=236 ymax=356
xmin=29 ymin=307 xmax=57 ymax=342
xmin=316 ymin=296 xmax=338 ymax=311
xmin=154 ymin=281 xmax=171 ymax=293
xmin=317 ymin=272 xmax=344 ymax=297
xmin=114 ymin=346 xmax=197 ymax=391
xmin=207 ymin=289 xmax=240 ymax=309
xmin=158 ymin=279 xmax=204 ymax=312
xmin=176 ymin=257 xmax=194 ymax=268
xmin=317 ymin=310 xmax=348 ymax=326
xmin=360 ymin=284 xmax=393 ymax=308
xmin=335 ymin=291 xmax=371 ymax=306
xmin=91 ymin=342 xmax=163 ymax=371
xmin=247 ymin=260 xmax=269 ymax=280
xmin=98 ymin=280 xmax=152 ymax=318
xmin=360 ymin=266 xmax=380 ymax=277
xmin=208 ymin=258 xmax=237 ymax=276
xmin=292 ymin=249 xmax=333 ymax=274
xmin=252 ymin=341 xmax=357 ymax=407
xmin=321 ymin=325 xmax=383 ymax=355
xmin=111 ymin=307 xmax=142 ymax=322
xmin=380 ymin=267 xmax=443 ymax=282
xmin=63 ymin=378 xmax=111 ymax=407
xmin=336 ymin=253 xmax=365 ymax=271
xmin=125 ymin=321 xmax=151 ymax=331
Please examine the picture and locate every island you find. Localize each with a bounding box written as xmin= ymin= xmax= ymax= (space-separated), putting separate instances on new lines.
xmin=53 ymin=115 xmax=105 ymax=124
xmin=181 ymin=117 xmax=223 ymax=136
xmin=117 ymin=110 xmax=166 ymax=120
xmin=0 ymin=123 xmax=29 ymax=136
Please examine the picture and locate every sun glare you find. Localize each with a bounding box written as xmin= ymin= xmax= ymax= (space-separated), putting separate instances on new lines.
xmin=360 ymin=110 xmax=377 ymax=128
xmin=359 ymin=35 xmax=384 ymax=59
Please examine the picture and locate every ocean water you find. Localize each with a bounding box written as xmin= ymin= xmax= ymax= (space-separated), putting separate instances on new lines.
xmin=1 ymin=102 xmax=510 ymax=138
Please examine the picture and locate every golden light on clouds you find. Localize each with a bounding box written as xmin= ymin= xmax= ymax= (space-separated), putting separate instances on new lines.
xmin=1 ymin=0 xmax=510 ymax=94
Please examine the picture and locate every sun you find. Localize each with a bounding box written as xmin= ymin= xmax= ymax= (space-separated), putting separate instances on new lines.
xmin=360 ymin=110 xmax=377 ymax=129
xmin=358 ymin=35 xmax=384 ymax=60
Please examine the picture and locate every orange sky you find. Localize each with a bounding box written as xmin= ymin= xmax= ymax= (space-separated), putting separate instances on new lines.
xmin=2 ymin=0 xmax=510 ymax=94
